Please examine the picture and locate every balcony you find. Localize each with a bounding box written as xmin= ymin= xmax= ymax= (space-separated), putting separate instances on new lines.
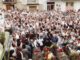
xmin=61 ymin=0 xmax=80 ymax=1
xmin=27 ymin=0 xmax=39 ymax=5
xmin=47 ymin=0 xmax=80 ymax=1
xmin=3 ymin=0 xmax=17 ymax=4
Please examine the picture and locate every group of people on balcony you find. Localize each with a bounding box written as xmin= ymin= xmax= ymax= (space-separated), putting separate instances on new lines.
xmin=1 ymin=8 xmax=80 ymax=60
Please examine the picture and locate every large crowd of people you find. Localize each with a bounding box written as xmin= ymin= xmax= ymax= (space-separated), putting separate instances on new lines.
xmin=1 ymin=8 xmax=80 ymax=60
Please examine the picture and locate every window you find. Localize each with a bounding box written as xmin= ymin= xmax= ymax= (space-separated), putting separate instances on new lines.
xmin=47 ymin=2 xmax=55 ymax=10
xmin=51 ymin=5 xmax=54 ymax=10
xmin=66 ymin=2 xmax=74 ymax=6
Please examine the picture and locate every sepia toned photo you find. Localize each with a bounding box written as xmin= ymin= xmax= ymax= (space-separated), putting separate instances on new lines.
xmin=0 ymin=0 xmax=80 ymax=60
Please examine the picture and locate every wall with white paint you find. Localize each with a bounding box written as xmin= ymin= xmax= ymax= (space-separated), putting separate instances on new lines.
xmin=15 ymin=0 xmax=27 ymax=10
xmin=60 ymin=1 xmax=66 ymax=11
xmin=54 ymin=1 xmax=66 ymax=11
xmin=0 ymin=0 xmax=6 ymax=9
xmin=74 ymin=1 xmax=80 ymax=11
xmin=20 ymin=0 xmax=27 ymax=5
xmin=39 ymin=0 xmax=47 ymax=10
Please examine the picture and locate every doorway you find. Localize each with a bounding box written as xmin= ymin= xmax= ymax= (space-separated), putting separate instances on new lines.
xmin=6 ymin=4 xmax=14 ymax=10
xmin=29 ymin=6 xmax=37 ymax=11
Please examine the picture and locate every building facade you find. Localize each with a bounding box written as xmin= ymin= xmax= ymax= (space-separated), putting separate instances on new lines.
xmin=0 ymin=0 xmax=80 ymax=11
xmin=47 ymin=0 xmax=80 ymax=11
xmin=0 ymin=0 xmax=47 ymax=11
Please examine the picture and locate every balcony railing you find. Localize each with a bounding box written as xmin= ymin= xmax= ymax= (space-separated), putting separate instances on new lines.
xmin=3 ymin=0 xmax=17 ymax=4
